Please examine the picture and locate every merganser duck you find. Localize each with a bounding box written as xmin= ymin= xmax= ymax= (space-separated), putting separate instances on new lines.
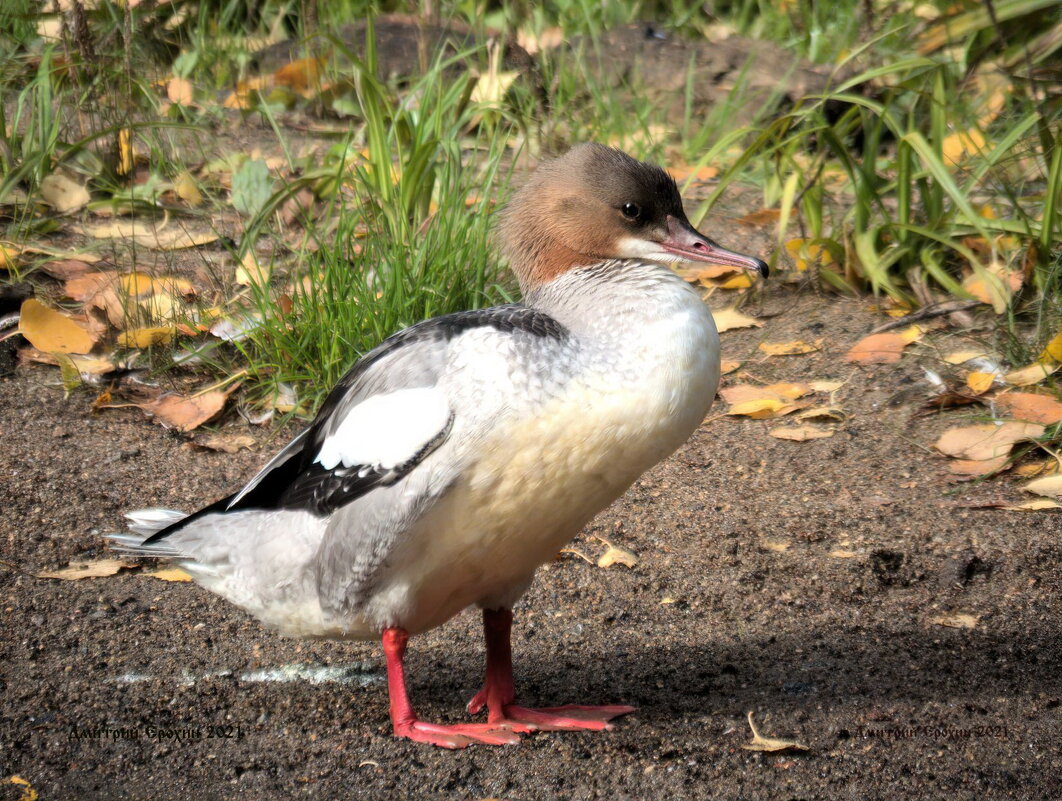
xmin=111 ymin=143 xmax=767 ymax=748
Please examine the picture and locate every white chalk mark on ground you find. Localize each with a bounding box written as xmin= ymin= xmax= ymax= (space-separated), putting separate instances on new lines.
xmin=114 ymin=662 xmax=383 ymax=687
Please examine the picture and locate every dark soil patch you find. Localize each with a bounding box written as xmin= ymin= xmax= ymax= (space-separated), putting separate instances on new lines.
xmin=2 ymin=290 xmax=1059 ymax=800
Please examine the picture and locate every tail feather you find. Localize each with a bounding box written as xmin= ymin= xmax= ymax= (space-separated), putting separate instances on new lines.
xmin=105 ymin=508 xmax=188 ymax=557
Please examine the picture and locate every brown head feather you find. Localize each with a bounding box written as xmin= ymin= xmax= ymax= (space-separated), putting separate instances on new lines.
xmin=499 ymin=144 xmax=685 ymax=291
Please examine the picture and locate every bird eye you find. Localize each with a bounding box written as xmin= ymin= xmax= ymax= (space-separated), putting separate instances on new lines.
xmin=621 ymin=202 xmax=642 ymax=220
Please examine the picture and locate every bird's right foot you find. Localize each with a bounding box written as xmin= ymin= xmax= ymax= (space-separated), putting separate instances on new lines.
xmin=392 ymin=719 xmax=522 ymax=749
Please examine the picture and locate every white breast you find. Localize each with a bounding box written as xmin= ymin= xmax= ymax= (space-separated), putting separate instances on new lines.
xmin=359 ymin=268 xmax=721 ymax=633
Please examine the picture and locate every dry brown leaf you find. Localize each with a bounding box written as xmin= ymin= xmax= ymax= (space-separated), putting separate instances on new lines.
xmin=516 ymin=25 xmax=564 ymax=54
xmin=766 ymin=382 xmax=814 ymax=399
xmin=948 ymin=456 xmax=1010 ymax=476
xmin=39 ymin=172 xmax=90 ymax=213
xmin=795 ymin=406 xmax=845 ymax=422
xmin=963 ymin=263 xmax=1022 ymax=313
xmin=759 ymin=339 xmax=822 ymax=356
xmin=965 ymin=371 xmax=997 ymax=395
xmin=995 ymin=392 xmax=1062 ymax=425
xmin=1022 ymin=475 xmax=1062 ymax=498
xmin=1004 ymin=361 xmax=1060 ymax=386
xmin=741 ymin=712 xmax=808 ymax=753
xmin=809 ymin=379 xmax=844 ymax=393
xmin=236 ymin=250 xmax=269 ymax=286
xmin=829 ymin=549 xmax=858 ymax=558
xmin=720 ymin=359 xmax=741 ymax=375
xmin=166 ymin=76 xmax=194 ymax=105
xmin=935 ymin=422 xmax=1044 ymax=462
xmin=24 ymin=351 xmax=117 ymax=386
xmin=145 ymin=567 xmax=193 ymax=582
xmin=79 ymin=219 xmax=154 ymax=240
xmin=713 ymin=307 xmax=762 ymax=333
xmin=274 ymin=56 xmax=325 ymax=95
xmin=769 ymin=424 xmax=835 ymax=441
xmin=597 ymin=545 xmax=638 ymax=569
xmin=77 ymin=220 xmax=217 ymax=250
xmin=141 ymin=389 xmax=230 ymax=432
xmin=678 ymin=264 xmax=739 ymax=283
xmin=18 ymin=298 xmax=97 ymax=354
xmin=845 ymin=326 xmax=922 ymax=364
xmin=37 ymin=559 xmax=135 ymax=580
xmin=64 ymin=271 xmax=113 ymax=302
xmin=1014 ymin=459 xmax=1057 ymax=478
xmin=735 ymin=208 xmax=780 ymax=228
xmin=39 ymin=258 xmax=96 ymax=281
xmin=149 ymin=228 xmax=219 ymax=251
xmin=929 ymin=613 xmax=979 ymax=629
xmin=761 ymin=539 xmax=790 ymax=552
xmin=193 ymin=433 xmax=256 ymax=453
xmin=1004 ymin=498 xmax=1061 ymax=511
xmin=667 ymin=163 xmax=720 ymax=182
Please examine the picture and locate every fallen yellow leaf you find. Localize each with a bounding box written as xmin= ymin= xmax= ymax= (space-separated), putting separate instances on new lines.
xmin=965 ymin=371 xmax=997 ymax=395
xmin=758 ymin=339 xmax=823 ymax=356
xmin=174 ymin=171 xmax=203 ymax=206
xmin=597 ymin=545 xmax=638 ymax=569
xmin=36 ymin=559 xmax=136 ymax=580
xmin=942 ymin=128 xmax=986 ymax=165
xmin=929 ymin=613 xmax=979 ymax=629
xmin=795 ymin=406 xmax=845 ymax=422
xmin=728 ymin=398 xmax=788 ymax=418
xmin=39 ymin=172 xmax=90 ymax=213
xmin=808 ymin=379 xmax=844 ymax=393
xmin=146 ymin=567 xmax=193 ymax=582
xmin=963 ymin=263 xmax=1022 ymax=314
xmin=1039 ymin=332 xmax=1062 ymax=363
xmin=741 ymin=712 xmax=808 ymax=753
xmin=191 ymin=433 xmax=255 ymax=454
xmin=1004 ymin=361 xmax=1060 ymax=387
xmin=1022 ymin=474 xmax=1062 ymax=498
xmin=117 ymin=326 xmax=176 ymax=348
xmin=719 ymin=273 xmax=753 ymax=290
xmin=713 ymin=307 xmax=762 ymax=333
xmin=1003 ymin=498 xmax=1061 ymax=511
xmin=943 ymin=349 xmax=989 ymax=365
xmin=721 ymin=383 xmax=812 ymax=405
xmin=18 ymin=298 xmax=97 ymax=354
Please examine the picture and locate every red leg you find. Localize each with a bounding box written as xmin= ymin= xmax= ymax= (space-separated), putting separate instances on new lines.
xmin=467 ymin=608 xmax=636 ymax=732
xmin=382 ymin=627 xmax=521 ymax=748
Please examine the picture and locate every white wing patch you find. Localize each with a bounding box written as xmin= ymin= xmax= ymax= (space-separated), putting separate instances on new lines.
xmin=315 ymin=387 xmax=451 ymax=472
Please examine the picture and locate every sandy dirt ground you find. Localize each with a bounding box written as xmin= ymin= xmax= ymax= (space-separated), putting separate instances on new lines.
xmin=2 ymin=283 xmax=1060 ymax=800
